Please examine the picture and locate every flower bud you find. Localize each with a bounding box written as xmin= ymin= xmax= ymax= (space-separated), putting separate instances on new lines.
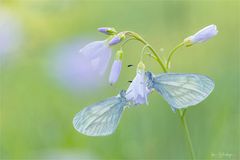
xmin=108 ymin=60 xmax=122 ymax=85
xmin=108 ymin=50 xmax=123 ymax=85
xmin=137 ymin=61 xmax=145 ymax=72
xmin=108 ymin=33 xmax=125 ymax=46
xmin=115 ymin=49 xmax=123 ymax=60
xmin=184 ymin=24 xmax=218 ymax=47
xmin=98 ymin=27 xmax=117 ymax=35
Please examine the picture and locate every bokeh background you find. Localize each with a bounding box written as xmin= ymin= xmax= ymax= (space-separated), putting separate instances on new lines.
xmin=0 ymin=0 xmax=239 ymax=159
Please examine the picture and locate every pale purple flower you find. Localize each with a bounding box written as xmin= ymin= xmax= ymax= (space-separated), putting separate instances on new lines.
xmin=109 ymin=60 xmax=122 ymax=85
xmin=125 ymin=61 xmax=149 ymax=105
xmin=80 ymin=40 xmax=112 ymax=76
xmin=49 ymin=38 xmax=106 ymax=92
xmin=0 ymin=9 xmax=22 ymax=62
xmin=184 ymin=24 xmax=218 ymax=46
xmin=109 ymin=35 xmax=121 ymax=46
xmin=98 ymin=27 xmax=116 ymax=35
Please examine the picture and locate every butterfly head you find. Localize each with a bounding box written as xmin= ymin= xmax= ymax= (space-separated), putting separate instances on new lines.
xmin=145 ymin=71 xmax=154 ymax=89
xmin=119 ymin=90 xmax=127 ymax=98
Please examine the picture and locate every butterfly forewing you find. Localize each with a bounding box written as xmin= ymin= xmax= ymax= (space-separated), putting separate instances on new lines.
xmin=73 ymin=96 xmax=126 ymax=136
xmin=153 ymin=73 xmax=214 ymax=109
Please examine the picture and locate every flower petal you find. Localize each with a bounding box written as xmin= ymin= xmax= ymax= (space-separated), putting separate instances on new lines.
xmin=109 ymin=60 xmax=122 ymax=84
xmin=191 ymin=24 xmax=218 ymax=43
xmin=126 ymin=70 xmax=148 ymax=105
xmin=97 ymin=44 xmax=112 ymax=76
xmin=79 ymin=40 xmax=112 ymax=76
xmin=184 ymin=24 xmax=218 ymax=46
xmin=80 ymin=41 xmax=105 ymax=59
xmin=109 ymin=36 xmax=121 ymax=46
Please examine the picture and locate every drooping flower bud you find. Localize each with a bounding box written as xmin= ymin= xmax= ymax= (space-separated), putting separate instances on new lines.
xmin=108 ymin=50 xmax=123 ymax=85
xmin=184 ymin=24 xmax=218 ymax=47
xmin=108 ymin=33 xmax=125 ymax=46
xmin=98 ymin=27 xmax=117 ymax=35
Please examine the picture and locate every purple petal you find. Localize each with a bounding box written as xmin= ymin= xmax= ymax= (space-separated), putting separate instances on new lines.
xmin=126 ymin=70 xmax=148 ymax=105
xmin=98 ymin=27 xmax=110 ymax=34
xmin=80 ymin=41 xmax=105 ymax=59
xmin=185 ymin=25 xmax=218 ymax=45
xmin=50 ymin=47 xmax=103 ymax=91
xmin=97 ymin=45 xmax=112 ymax=76
xmin=192 ymin=24 xmax=218 ymax=43
xmin=49 ymin=38 xmax=116 ymax=92
xmin=98 ymin=27 xmax=116 ymax=35
xmin=109 ymin=36 xmax=121 ymax=46
xmin=0 ymin=10 xmax=22 ymax=62
xmin=108 ymin=60 xmax=122 ymax=84
xmin=79 ymin=40 xmax=112 ymax=76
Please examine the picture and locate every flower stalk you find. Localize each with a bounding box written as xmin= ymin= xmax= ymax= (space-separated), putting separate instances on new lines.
xmin=124 ymin=31 xmax=167 ymax=72
xmin=166 ymin=42 xmax=185 ymax=69
xmin=122 ymin=31 xmax=195 ymax=159
xmin=180 ymin=111 xmax=196 ymax=159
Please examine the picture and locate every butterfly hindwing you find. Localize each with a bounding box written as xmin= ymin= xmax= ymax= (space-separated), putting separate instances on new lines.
xmin=152 ymin=73 xmax=214 ymax=109
xmin=73 ymin=96 xmax=126 ymax=136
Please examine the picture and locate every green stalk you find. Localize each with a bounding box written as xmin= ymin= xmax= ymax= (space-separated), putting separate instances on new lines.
xmin=166 ymin=42 xmax=185 ymax=69
xmin=179 ymin=110 xmax=196 ymax=159
xmin=167 ymin=42 xmax=196 ymax=160
xmin=123 ymin=31 xmax=195 ymax=159
xmin=125 ymin=31 xmax=167 ymax=72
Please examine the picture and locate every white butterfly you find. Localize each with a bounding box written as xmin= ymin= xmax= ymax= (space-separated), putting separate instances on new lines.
xmin=145 ymin=72 xmax=215 ymax=109
xmin=73 ymin=72 xmax=214 ymax=136
xmin=73 ymin=91 xmax=129 ymax=136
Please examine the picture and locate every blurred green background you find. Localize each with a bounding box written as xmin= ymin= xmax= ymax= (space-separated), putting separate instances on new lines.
xmin=0 ymin=0 xmax=239 ymax=159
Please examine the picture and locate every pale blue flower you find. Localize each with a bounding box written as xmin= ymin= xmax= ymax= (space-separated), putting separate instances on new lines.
xmin=109 ymin=60 xmax=122 ymax=85
xmin=125 ymin=61 xmax=149 ymax=105
xmin=80 ymin=40 xmax=112 ymax=76
xmin=184 ymin=24 xmax=218 ymax=46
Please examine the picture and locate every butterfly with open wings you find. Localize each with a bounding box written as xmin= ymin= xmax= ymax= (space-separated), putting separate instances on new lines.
xmin=73 ymin=71 xmax=214 ymax=136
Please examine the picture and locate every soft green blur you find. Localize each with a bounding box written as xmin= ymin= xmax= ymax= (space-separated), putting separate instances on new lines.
xmin=1 ymin=0 xmax=239 ymax=159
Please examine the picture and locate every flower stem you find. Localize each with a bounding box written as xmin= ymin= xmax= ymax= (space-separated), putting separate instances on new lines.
xmin=178 ymin=110 xmax=196 ymax=159
xmin=125 ymin=31 xmax=167 ymax=72
xmin=166 ymin=42 xmax=185 ymax=69
xmin=120 ymin=37 xmax=136 ymax=49
xmin=123 ymin=31 xmax=195 ymax=159
xmin=140 ymin=44 xmax=150 ymax=61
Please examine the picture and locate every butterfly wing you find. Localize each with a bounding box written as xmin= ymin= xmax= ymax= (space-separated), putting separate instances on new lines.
xmin=73 ymin=96 xmax=126 ymax=136
xmin=152 ymin=73 xmax=214 ymax=109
